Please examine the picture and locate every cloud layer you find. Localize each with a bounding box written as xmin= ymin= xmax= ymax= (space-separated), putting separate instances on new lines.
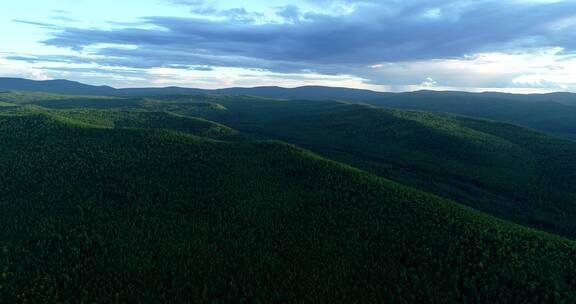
xmin=4 ymin=0 xmax=576 ymax=90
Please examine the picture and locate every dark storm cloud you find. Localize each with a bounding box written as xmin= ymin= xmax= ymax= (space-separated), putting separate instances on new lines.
xmin=28 ymin=0 xmax=576 ymax=75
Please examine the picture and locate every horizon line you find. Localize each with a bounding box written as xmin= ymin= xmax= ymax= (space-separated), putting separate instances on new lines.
xmin=0 ymin=76 xmax=574 ymax=95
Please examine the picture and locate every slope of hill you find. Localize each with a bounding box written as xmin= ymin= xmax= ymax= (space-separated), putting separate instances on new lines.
xmin=56 ymin=109 xmax=243 ymax=141
xmin=0 ymin=77 xmax=389 ymax=100
xmin=2 ymin=76 xmax=576 ymax=103
xmin=365 ymin=92 xmax=576 ymax=138
xmin=213 ymin=85 xmax=391 ymax=101
xmin=4 ymin=77 xmax=576 ymax=140
xmin=2 ymin=111 xmax=576 ymax=302
xmin=168 ymin=96 xmax=576 ymax=238
xmin=7 ymin=92 xmax=576 ymax=238
xmin=0 ymin=90 xmax=90 ymax=104
xmin=3 ymin=77 xmax=576 ymax=103
xmin=481 ymin=91 xmax=576 ymax=106
xmin=0 ymin=78 xmax=116 ymax=95
xmin=11 ymin=92 xmax=576 ymax=238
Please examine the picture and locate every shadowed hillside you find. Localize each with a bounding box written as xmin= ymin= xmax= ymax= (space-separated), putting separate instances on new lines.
xmin=365 ymin=92 xmax=576 ymax=139
xmin=2 ymin=111 xmax=576 ymax=303
xmin=3 ymin=78 xmax=576 ymax=139
xmin=171 ymin=96 xmax=576 ymax=238
xmin=10 ymin=93 xmax=576 ymax=238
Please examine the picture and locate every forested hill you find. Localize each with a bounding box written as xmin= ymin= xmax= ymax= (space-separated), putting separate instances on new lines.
xmin=4 ymin=93 xmax=576 ymax=239
xmin=2 ymin=109 xmax=576 ymax=302
xmin=3 ymin=78 xmax=576 ymax=139
xmin=0 ymin=77 xmax=391 ymax=99
xmin=172 ymin=96 xmax=576 ymax=239
xmin=364 ymin=93 xmax=576 ymax=139
xmin=2 ymin=77 xmax=575 ymax=104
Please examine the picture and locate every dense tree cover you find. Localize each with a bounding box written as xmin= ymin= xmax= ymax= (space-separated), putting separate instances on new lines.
xmin=0 ymin=91 xmax=108 ymax=105
xmin=3 ymin=77 xmax=576 ymax=137
xmin=159 ymin=96 xmax=576 ymax=239
xmin=55 ymin=109 xmax=243 ymax=141
xmin=364 ymin=93 xmax=576 ymax=139
xmin=0 ymin=78 xmax=118 ymax=96
xmin=8 ymin=94 xmax=576 ymax=239
xmin=34 ymin=97 xmax=145 ymax=109
xmin=3 ymin=111 xmax=576 ymax=303
xmin=0 ymin=107 xmax=242 ymax=141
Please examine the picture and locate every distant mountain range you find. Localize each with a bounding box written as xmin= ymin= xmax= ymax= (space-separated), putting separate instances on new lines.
xmin=1 ymin=77 xmax=575 ymax=105
xmin=0 ymin=77 xmax=388 ymax=99
xmin=2 ymin=77 xmax=576 ymax=138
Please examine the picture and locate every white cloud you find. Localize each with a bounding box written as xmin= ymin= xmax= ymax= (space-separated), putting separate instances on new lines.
xmin=0 ymin=56 xmax=52 ymax=81
xmin=3 ymin=47 xmax=576 ymax=92
xmin=358 ymin=47 xmax=576 ymax=92
xmin=421 ymin=77 xmax=438 ymax=87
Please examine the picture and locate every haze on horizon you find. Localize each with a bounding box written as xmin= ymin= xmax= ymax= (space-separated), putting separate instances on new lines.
xmin=1 ymin=0 xmax=576 ymax=93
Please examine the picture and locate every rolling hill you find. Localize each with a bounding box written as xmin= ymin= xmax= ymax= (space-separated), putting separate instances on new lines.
xmin=2 ymin=77 xmax=575 ymax=105
xmin=2 ymin=110 xmax=576 ymax=303
xmin=3 ymin=85 xmax=576 ymax=302
xmin=365 ymin=92 xmax=576 ymax=139
xmin=0 ymin=78 xmax=117 ymax=95
xmin=1 ymin=108 xmax=243 ymax=141
xmin=8 ymin=92 xmax=576 ymax=239
xmin=162 ymin=96 xmax=576 ymax=238
xmin=3 ymin=77 xmax=576 ymax=140
xmin=0 ymin=77 xmax=388 ymax=100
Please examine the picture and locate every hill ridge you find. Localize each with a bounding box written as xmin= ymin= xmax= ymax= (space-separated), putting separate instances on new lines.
xmin=4 ymin=111 xmax=576 ymax=302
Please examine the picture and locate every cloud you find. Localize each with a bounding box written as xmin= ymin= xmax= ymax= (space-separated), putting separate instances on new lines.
xmin=51 ymin=15 xmax=80 ymax=23
xmin=358 ymin=47 xmax=576 ymax=91
xmin=159 ymin=0 xmax=266 ymax=22
xmin=50 ymin=9 xmax=79 ymax=23
xmin=42 ymin=1 xmax=576 ymax=62
xmin=0 ymin=57 xmax=52 ymax=81
xmin=216 ymin=8 xmax=266 ymax=23
xmin=421 ymin=77 xmax=438 ymax=87
xmin=276 ymin=5 xmax=302 ymax=23
xmin=9 ymin=0 xmax=576 ymax=91
xmin=13 ymin=19 xmax=57 ymax=28
xmin=160 ymin=0 xmax=216 ymax=14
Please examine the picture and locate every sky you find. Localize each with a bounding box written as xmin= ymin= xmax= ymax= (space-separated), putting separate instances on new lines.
xmin=1 ymin=0 xmax=576 ymax=92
